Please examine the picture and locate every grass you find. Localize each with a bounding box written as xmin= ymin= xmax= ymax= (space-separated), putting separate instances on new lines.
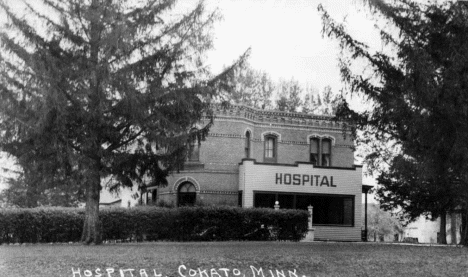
xmin=1 ymin=241 xmax=467 ymax=277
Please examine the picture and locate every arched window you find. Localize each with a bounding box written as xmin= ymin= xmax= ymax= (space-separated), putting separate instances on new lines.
xmin=245 ymin=131 xmax=251 ymax=158
xmin=264 ymin=135 xmax=277 ymax=163
xmin=178 ymin=182 xmax=196 ymax=207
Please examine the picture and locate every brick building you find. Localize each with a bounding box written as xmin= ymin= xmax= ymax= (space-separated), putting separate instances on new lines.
xmin=141 ymin=104 xmax=369 ymax=241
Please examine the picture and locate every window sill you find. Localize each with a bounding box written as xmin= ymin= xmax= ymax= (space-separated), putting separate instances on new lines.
xmin=263 ymin=158 xmax=277 ymax=164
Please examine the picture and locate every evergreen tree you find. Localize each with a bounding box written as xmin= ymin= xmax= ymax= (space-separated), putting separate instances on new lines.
xmin=0 ymin=0 xmax=242 ymax=244
xmin=310 ymin=86 xmax=339 ymax=115
xmin=276 ymin=79 xmax=302 ymax=112
xmin=0 ymin=158 xmax=86 ymax=208
xmin=302 ymin=85 xmax=339 ymax=115
xmin=320 ymin=1 xmax=468 ymax=244
xmin=302 ymin=93 xmax=312 ymax=114
xmin=222 ymin=62 xmax=274 ymax=110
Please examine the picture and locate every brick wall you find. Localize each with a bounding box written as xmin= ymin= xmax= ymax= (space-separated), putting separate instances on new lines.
xmin=156 ymin=104 xmax=358 ymax=210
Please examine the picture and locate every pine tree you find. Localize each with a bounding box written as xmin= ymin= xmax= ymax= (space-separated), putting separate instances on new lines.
xmin=0 ymin=0 xmax=242 ymax=244
xmin=309 ymin=86 xmax=339 ymax=115
xmin=275 ymin=79 xmax=302 ymax=112
xmin=302 ymin=85 xmax=339 ymax=115
xmin=0 ymin=158 xmax=86 ymax=207
xmin=222 ymin=63 xmax=274 ymax=110
xmin=320 ymin=1 xmax=468 ymax=244
xmin=302 ymin=93 xmax=312 ymax=114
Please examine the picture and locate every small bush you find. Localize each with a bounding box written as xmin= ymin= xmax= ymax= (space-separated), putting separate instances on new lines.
xmin=0 ymin=206 xmax=308 ymax=243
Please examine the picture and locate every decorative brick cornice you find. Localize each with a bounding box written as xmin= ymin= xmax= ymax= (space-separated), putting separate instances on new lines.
xmin=211 ymin=103 xmax=334 ymax=120
xmin=206 ymin=117 xmax=346 ymax=133
xmin=207 ymin=103 xmax=348 ymax=130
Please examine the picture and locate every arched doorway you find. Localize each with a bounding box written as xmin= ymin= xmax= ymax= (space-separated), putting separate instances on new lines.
xmin=178 ymin=182 xmax=196 ymax=206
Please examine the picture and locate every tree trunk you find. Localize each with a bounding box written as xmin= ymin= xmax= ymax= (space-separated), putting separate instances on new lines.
xmin=460 ymin=210 xmax=468 ymax=246
xmin=80 ymin=0 xmax=103 ymax=245
xmin=439 ymin=212 xmax=447 ymax=244
xmin=450 ymin=212 xmax=457 ymax=244
xmin=80 ymin=159 xmax=102 ymax=245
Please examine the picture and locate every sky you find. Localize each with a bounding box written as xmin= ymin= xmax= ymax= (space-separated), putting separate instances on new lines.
xmin=202 ymin=0 xmax=380 ymax=190
xmin=204 ymin=0 xmax=380 ymax=94
xmin=0 ymin=0 xmax=380 ymax=194
xmin=1 ymin=0 xmax=380 ymax=94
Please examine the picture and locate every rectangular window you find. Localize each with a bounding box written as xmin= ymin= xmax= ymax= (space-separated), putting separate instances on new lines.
xmin=322 ymin=139 xmax=331 ymax=167
xmin=245 ymin=132 xmax=251 ymax=158
xmin=310 ymin=138 xmax=319 ymax=165
xmin=278 ymin=194 xmax=295 ymax=209
xmin=254 ymin=193 xmax=276 ymax=208
xmin=264 ymin=136 xmax=277 ymax=163
xmin=295 ymin=194 xmax=312 ymax=210
xmin=310 ymin=138 xmax=332 ymax=166
xmin=188 ymin=141 xmax=199 ymax=161
xmin=310 ymin=195 xmax=352 ymax=225
xmin=254 ymin=191 xmax=354 ymax=226
xmin=265 ymin=138 xmax=274 ymax=158
xmin=343 ymin=198 xmax=353 ymax=225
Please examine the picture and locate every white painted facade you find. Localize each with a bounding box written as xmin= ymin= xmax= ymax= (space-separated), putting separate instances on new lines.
xmin=239 ymin=160 xmax=363 ymax=241
xmin=404 ymin=213 xmax=461 ymax=244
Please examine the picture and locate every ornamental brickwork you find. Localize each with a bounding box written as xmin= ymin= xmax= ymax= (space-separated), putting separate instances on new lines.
xmin=145 ymin=104 xmax=356 ymax=207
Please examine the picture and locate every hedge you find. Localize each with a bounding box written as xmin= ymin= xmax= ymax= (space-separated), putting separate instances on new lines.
xmin=0 ymin=206 xmax=308 ymax=244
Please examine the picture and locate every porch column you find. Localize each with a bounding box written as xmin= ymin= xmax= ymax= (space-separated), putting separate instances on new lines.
xmin=362 ymin=185 xmax=373 ymax=242
xmin=301 ymin=205 xmax=315 ymax=242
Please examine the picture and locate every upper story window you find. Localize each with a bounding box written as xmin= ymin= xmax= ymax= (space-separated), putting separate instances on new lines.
xmin=264 ymin=135 xmax=277 ymax=163
xmin=188 ymin=129 xmax=200 ymax=162
xmin=188 ymin=139 xmax=199 ymax=161
xmin=245 ymin=131 xmax=251 ymax=158
xmin=310 ymin=137 xmax=332 ymax=166
xmin=310 ymin=138 xmax=319 ymax=166
xmin=322 ymin=138 xmax=331 ymax=167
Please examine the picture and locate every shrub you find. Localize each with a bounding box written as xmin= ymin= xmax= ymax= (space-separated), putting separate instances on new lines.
xmin=0 ymin=206 xmax=308 ymax=243
xmin=0 ymin=208 xmax=83 ymax=244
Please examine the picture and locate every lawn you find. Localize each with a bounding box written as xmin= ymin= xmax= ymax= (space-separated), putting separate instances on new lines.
xmin=1 ymin=242 xmax=467 ymax=277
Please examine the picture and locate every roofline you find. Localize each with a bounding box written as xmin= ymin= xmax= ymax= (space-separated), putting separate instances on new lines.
xmin=239 ymin=158 xmax=362 ymax=171
xmin=99 ymin=199 xmax=122 ymax=205
xmin=362 ymin=185 xmax=373 ymax=193
xmin=210 ymin=103 xmax=340 ymax=121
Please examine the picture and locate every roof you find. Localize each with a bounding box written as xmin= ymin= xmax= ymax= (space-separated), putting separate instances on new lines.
xmin=362 ymin=185 xmax=373 ymax=193
xmin=99 ymin=199 xmax=122 ymax=206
